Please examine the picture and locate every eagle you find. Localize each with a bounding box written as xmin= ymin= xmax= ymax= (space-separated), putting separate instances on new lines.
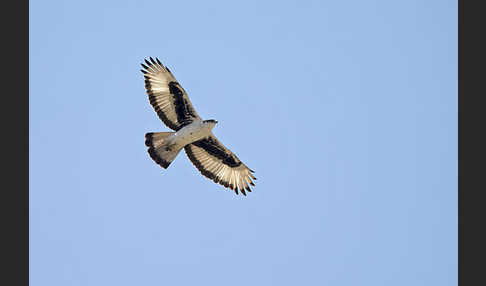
xmin=141 ymin=57 xmax=256 ymax=196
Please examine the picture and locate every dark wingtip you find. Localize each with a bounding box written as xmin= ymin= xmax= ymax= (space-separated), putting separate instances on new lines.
xmin=140 ymin=69 xmax=147 ymax=74
xmin=156 ymin=57 xmax=162 ymax=65
xmin=150 ymin=57 xmax=156 ymax=64
xmin=144 ymin=59 xmax=152 ymax=66
xmin=141 ymin=63 xmax=149 ymax=70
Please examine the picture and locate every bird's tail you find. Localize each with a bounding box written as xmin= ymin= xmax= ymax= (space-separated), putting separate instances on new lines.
xmin=145 ymin=132 xmax=182 ymax=169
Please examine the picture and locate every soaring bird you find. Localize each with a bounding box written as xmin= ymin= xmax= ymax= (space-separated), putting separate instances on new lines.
xmin=141 ymin=57 xmax=256 ymax=195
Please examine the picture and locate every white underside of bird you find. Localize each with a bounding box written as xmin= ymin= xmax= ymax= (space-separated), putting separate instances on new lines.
xmin=146 ymin=120 xmax=216 ymax=165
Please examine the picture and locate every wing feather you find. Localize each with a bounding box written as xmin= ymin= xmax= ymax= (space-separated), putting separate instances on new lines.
xmin=141 ymin=58 xmax=200 ymax=130
xmin=184 ymin=135 xmax=255 ymax=195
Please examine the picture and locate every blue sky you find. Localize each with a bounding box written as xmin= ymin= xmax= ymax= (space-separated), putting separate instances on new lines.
xmin=30 ymin=0 xmax=457 ymax=285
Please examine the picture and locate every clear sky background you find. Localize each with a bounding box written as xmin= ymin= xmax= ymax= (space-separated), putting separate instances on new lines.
xmin=30 ymin=1 xmax=457 ymax=285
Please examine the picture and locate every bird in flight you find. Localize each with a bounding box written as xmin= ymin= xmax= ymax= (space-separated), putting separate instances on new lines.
xmin=141 ymin=57 xmax=256 ymax=196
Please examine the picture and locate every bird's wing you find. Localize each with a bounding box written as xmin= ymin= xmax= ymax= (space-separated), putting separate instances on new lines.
xmin=184 ymin=134 xmax=256 ymax=196
xmin=141 ymin=57 xmax=201 ymax=131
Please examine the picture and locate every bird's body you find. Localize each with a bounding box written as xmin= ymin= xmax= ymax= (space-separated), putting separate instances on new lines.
xmin=141 ymin=57 xmax=256 ymax=195
xmin=165 ymin=120 xmax=217 ymax=150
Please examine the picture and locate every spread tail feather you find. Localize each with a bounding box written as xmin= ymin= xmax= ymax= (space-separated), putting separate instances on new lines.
xmin=145 ymin=132 xmax=181 ymax=169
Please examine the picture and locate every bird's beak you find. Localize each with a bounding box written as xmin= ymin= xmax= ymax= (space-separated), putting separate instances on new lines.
xmin=215 ymin=120 xmax=218 ymax=124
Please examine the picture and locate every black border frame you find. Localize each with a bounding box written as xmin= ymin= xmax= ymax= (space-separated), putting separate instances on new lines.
xmin=459 ymin=0 xmax=483 ymax=285
xmin=2 ymin=0 xmax=29 ymax=285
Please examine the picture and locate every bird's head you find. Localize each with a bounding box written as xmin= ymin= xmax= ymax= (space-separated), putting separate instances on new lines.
xmin=203 ymin=119 xmax=218 ymax=129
